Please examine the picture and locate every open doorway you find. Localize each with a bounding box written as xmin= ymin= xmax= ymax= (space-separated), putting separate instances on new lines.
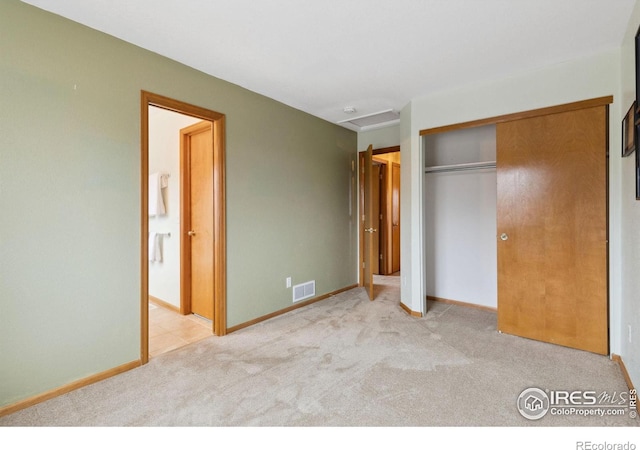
xmin=141 ymin=91 xmax=227 ymax=364
xmin=359 ymin=145 xmax=401 ymax=299
xmin=147 ymin=106 xmax=209 ymax=359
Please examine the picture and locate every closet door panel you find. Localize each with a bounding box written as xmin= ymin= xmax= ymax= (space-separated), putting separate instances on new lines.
xmin=496 ymin=106 xmax=608 ymax=355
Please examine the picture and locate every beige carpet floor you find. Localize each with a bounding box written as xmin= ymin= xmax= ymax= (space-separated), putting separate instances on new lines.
xmin=1 ymin=275 xmax=637 ymax=427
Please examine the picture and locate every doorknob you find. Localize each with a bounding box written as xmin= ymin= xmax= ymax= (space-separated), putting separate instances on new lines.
xmin=500 ymin=233 xmax=508 ymax=241
xmin=187 ymin=230 xmax=196 ymax=237
xmin=365 ymin=228 xmax=377 ymax=233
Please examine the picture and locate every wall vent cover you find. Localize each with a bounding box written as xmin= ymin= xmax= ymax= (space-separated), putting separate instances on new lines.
xmin=293 ymin=280 xmax=315 ymax=303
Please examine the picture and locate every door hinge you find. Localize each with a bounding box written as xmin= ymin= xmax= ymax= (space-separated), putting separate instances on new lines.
xmin=362 ymin=262 xmax=366 ymax=269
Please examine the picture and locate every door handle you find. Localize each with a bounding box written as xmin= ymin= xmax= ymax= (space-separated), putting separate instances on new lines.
xmin=187 ymin=230 xmax=196 ymax=237
xmin=500 ymin=233 xmax=508 ymax=241
xmin=365 ymin=228 xmax=377 ymax=233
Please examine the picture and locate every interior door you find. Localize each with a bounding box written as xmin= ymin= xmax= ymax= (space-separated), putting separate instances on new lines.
xmin=496 ymin=106 xmax=608 ymax=355
xmin=182 ymin=121 xmax=214 ymax=320
xmin=391 ymin=162 xmax=401 ymax=273
xmin=363 ymin=145 xmax=375 ymax=300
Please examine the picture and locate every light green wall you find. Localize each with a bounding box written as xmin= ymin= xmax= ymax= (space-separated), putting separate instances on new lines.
xmin=0 ymin=0 xmax=357 ymax=408
xmin=619 ymin=0 xmax=640 ymax=389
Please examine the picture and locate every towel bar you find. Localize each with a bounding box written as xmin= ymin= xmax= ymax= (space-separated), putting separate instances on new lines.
xmin=150 ymin=232 xmax=171 ymax=237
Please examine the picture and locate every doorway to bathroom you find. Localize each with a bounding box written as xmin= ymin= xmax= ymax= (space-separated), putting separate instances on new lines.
xmin=141 ymin=91 xmax=227 ymax=364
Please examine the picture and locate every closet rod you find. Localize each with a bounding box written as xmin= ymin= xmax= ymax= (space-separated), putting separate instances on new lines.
xmin=424 ymin=161 xmax=496 ymax=174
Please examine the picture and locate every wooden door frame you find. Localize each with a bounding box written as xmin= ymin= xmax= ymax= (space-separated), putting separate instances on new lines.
xmin=377 ymin=161 xmax=388 ymax=275
xmin=390 ymin=161 xmax=401 ymax=274
xmin=374 ymin=158 xmax=402 ymax=275
xmin=419 ymin=97 xmax=613 ymax=137
xmin=371 ymin=162 xmax=382 ymax=275
xmin=359 ymin=152 xmax=365 ymax=286
xmin=140 ymin=91 xmax=227 ymax=365
xmin=372 ymin=157 xmax=389 ymax=275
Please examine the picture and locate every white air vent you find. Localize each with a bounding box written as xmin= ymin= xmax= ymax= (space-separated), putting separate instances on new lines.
xmin=293 ymin=280 xmax=315 ymax=303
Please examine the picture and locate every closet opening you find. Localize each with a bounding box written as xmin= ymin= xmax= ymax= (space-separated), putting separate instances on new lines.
xmin=423 ymin=125 xmax=498 ymax=312
xmin=419 ymin=96 xmax=611 ymax=355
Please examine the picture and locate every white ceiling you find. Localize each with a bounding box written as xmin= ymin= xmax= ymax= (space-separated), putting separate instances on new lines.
xmin=22 ymin=0 xmax=636 ymax=131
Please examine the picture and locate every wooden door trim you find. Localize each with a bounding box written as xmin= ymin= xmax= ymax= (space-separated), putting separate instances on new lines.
xmin=371 ymin=163 xmax=382 ymax=275
xmin=371 ymin=157 xmax=391 ymax=275
xmin=373 ymin=145 xmax=400 ymax=155
xmin=378 ymin=161 xmax=389 ymax=275
xmin=359 ymin=152 xmax=364 ymax=286
xmin=419 ymin=96 xmax=613 ymax=136
xmin=141 ymin=91 xmax=227 ymax=365
xmin=390 ymin=162 xmax=401 ymax=274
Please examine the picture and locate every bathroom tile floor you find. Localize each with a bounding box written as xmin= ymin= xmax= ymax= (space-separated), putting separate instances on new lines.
xmin=148 ymin=302 xmax=212 ymax=358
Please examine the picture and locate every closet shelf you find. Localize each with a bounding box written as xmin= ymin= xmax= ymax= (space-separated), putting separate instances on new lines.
xmin=424 ymin=161 xmax=496 ymax=174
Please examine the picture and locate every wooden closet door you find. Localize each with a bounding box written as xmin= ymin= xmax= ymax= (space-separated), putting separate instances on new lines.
xmin=496 ymin=106 xmax=608 ymax=355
